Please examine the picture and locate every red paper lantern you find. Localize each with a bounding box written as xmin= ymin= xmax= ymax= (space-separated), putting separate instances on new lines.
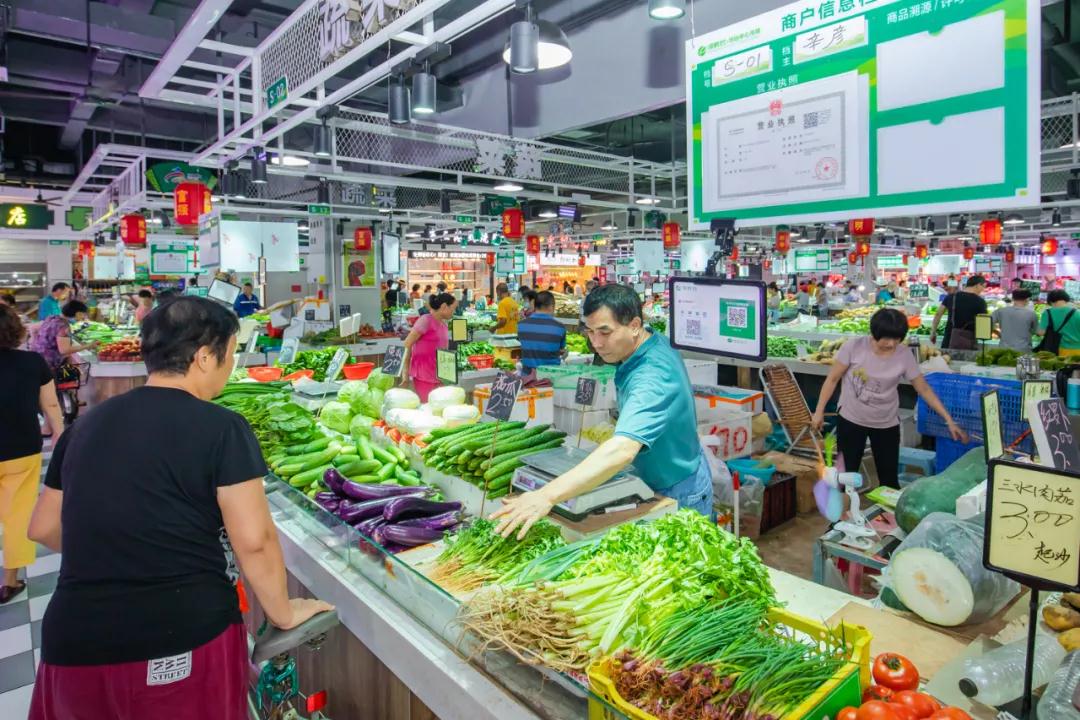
xmin=526 ymin=235 xmax=541 ymax=254
xmin=775 ymin=230 xmax=791 ymax=255
xmin=849 ymin=218 xmax=875 ymax=236
xmin=119 ymin=214 xmax=147 ymax=247
xmin=1005 ymin=249 xmax=1015 ymax=263
xmin=915 ymin=244 xmax=929 ymax=260
xmin=856 ymin=240 xmax=871 ymax=257
xmin=174 ymin=182 xmax=211 ymax=226
xmin=597 ymin=267 xmax=607 ymax=283
xmin=902 ymin=254 xmax=909 ymax=264
xmin=963 ymin=246 xmax=975 ymax=261
xmin=578 ymin=254 xmax=586 ymax=267
xmin=353 ymin=227 xmax=373 ymax=251
xmin=979 ymin=219 xmax=1002 ymax=246
xmin=77 ymin=240 xmax=95 ymax=258
xmin=848 ymin=251 xmax=859 ymax=265
xmin=486 ymin=252 xmax=496 ymax=266
xmin=763 ymin=259 xmax=772 ymax=270
xmin=662 ymin=222 xmax=681 ymax=250
xmin=501 ymin=208 xmax=524 ymax=239
xmin=730 ymin=245 xmax=739 ymax=262
xmin=1042 ymin=237 xmax=1059 ymax=255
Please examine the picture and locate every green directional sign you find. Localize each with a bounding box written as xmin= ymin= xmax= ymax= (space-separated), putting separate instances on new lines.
xmin=307 ymin=204 xmax=331 ymax=215
xmin=65 ymin=206 xmax=92 ymax=231
xmin=266 ymin=76 xmax=288 ymax=109
xmin=456 ymin=214 xmax=475 ymax=224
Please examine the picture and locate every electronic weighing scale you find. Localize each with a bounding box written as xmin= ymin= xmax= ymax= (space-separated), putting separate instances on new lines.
xmin=512 ymin=446 xmax=654 ymax=521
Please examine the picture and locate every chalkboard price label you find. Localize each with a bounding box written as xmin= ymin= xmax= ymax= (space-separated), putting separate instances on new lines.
xmin=484 ymin=373 xmax=522 ymax=422
xmin=1031 ymin=398 xmax=1080 ymax=472
xmin=278 ymin=338 xmax=300 ymax=366
xmin=382 ymin=345 xmax=405 ymax=377
xmin=436 ymin=349 xmax=458 ymax=385
xmin=985 ymin=459 xmax=1080 ymax=590
xmin=981 ymin=390 xmax=1004 ymax=462
xmin=575 ymin=377 xmax=597 ymax=407
xmin=325 ymin=348 xmax=351 ymax=382
xmin=305 ymin=309 xmax=316 ymax=321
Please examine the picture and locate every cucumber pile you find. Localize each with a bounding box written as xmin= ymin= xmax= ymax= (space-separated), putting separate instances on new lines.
xmin=265 ymin=432 xmax=422 ymax=497
xmin=420 ymin=422 xmax=567 ymax=500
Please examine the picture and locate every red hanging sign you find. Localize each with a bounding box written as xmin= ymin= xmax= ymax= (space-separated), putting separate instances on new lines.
xmin=856 ymin=240 xmax=872 ymax=257
xmin=662 ymin=222 xmax=681 ymax=249
xmin=1005 ymin=249 xmax=1015 ymax=263
xmin=526 ymin=234 xmax=541 ymax=254
xmin=763 ymin=259 xmax=772 ymax=270
xmin=848 ymin=251 xmax=859 ymax=265
xmin=1042 ymin=237 xmax=1059 ymax=255
xmin=353 ymin=227 xmax=373 ymax=251
xmin=597 ymin=267 xmax=607 ymax=283
xmin=501 ymin=208 xmax=524 ymax=239
xmin=77 ymin=240 xmax=95 ymax=258
xmin=730 ymin=245 xmax=739 ymax=262
xmin=578 ymin=254 xmax=587 ymax=267
xmin=775 ymin=230 xmax=791 ymax=255
xmin=174 ymin=182 xmax=211 ymax=226
xmin=963 ymin=246 xmax=975 ymax=261
xmin=849 ymin=218 xmax=875 ymax=236
xmin=915 ymin=244 xmax=929 ymax=260
xmin=486 ymin=252 xmax=496 ymax=266
xmin=979 ymin=219 xmax=1002 ymax=246
xmin=119 ymin=214 xmax=147 ymax=247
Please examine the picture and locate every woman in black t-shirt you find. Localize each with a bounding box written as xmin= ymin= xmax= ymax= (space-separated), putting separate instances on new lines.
xmin=26 ymin=297 xmax=332 ymax=720
xmin=0 ymin=305 xmax=63 ymax=603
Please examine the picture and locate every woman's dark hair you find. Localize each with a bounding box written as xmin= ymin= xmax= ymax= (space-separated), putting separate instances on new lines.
xmin=61 ymin=300 xmax=88 ymax=318
xmin=138 ymin=289 xmax=153 ymax=299
xmin=1012 ymin=289 xmax=1032 ymax=301
xmin=423 ymin=284 xmax=432 ymax=292
xmin=0 ymin=304 xmax=25 ymax=349
xmin=430 ymin=292 xmax=456 ymax=311
xmin=869 ymin=308 xmax=909 ymax=341
xmin=411 ymin=284 xmax=420 ymax=292
xmin=1048 ymin=289 xmax=1071 ymax=304
xmin=582 ymin=283 xmax=643 ymax=325
xmin=0 ymin=294 xmax=16 ymax=306
xmin=141 ymin=296 xmax=239 ymax=375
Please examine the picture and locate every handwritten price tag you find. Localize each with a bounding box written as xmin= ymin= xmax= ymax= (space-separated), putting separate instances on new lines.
xmin=278 ymin=338 xmax=299 ymax=366
xmin=985 ymin=459 xmax=1080 ymax=590
xmin=1032 ymin=398 xmax=1080 ymax=472
xmin=436 ymin=349 xmax=458 ymax=385
xmin=981 ymin=390 xmax=1004 ymax=462
xmin=382 ymin=345 xmax=405 ymax=377
xmin=575 ymin=377 xmax=597 ymax=407
xmin=325 ymin=348 xmax=350 ymax=382
xmin=484 ymin=373 xmax=522 ymax=422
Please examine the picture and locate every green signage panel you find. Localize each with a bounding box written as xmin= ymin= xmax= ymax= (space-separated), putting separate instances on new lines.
xmin=687 ymin=0 xmax=1041 ymax=229
xmin=495 ymin=248 xmax=525 ymax=275
xmin=145 ymin=162 xmax=216 ymax=193
xmin=908 ymin=282 xmax=929 ymax=300
xmin=1064 ymin=280 xmax=1080 ymax=298
xmin=877 ymin=254 xmax=907 ymax=269
xmin=455 ymin=215 xmax=475 ymax=224
xmin=266 ymin=76 xmax=288 ymax=109
xmin=0 ymin=204 xmax=53 ymax=230
xmin=790 ymin=247 xmax=830 ymax=273
xmin=64 ymin=206 xmax=92 ymax=231
xmin=308 ymin=204 xmax=331 ymax=215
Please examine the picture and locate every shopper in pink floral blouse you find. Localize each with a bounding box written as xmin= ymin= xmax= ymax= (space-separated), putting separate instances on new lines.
xmin=402 ymin=292 xmax=455 ymax=402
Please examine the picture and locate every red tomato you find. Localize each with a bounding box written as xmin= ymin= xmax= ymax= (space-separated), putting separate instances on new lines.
xmin=837 ymin=708 xmax=859 ymax=720
xmin=891 ymin=690 xmax=939 ymax=718
xmin=928 ymin=709 xmax=972 ymax=720
xmin=856 ymin=701 xmax=900 ymax=720
xmin=863 ymin=685 xmax=894 ymax=703
xmin=872 ymin=653 xmax=920 ymax=692
xmin=888 ymin=706 xmax=918 ymax=720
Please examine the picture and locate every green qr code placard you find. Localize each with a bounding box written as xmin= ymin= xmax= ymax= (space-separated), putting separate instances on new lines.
xmin=719 ymin=299 xmax=756 ymax=341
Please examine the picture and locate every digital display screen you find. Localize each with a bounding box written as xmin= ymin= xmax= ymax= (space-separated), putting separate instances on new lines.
xmin=208 ymin=278 xmax=241 ymax=306
xmin=381 ymin=232 xmax=401 ymax=275
xmin=669 ymin=277 xmax=767 ymax=361
xmin=558 ymin=203 xmax=580 ymax=221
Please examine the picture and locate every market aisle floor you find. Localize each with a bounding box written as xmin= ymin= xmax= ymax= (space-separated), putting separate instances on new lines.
xmin=0 ymin=545 xmax=60 ymax=719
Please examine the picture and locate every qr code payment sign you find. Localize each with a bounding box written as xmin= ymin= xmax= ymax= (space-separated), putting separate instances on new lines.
xmin=726 ymin=305 xmax=748 ymax=329
xmin=685 ymin=318 xmax=703 ymax=340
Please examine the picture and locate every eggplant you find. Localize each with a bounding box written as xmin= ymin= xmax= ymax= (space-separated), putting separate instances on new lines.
xmin=336 ymin=497 xmax=397 ymax=525
xmin=323 ymin=467 xmax=347 ymax=495
xmin=340 ymin=477 xmax=432 ymax=502
xmin=353 ymin=515 xmax=386 ymax=538
xmin=382 ymin=497 xmax=463 ymax=523
xmin=314 ymin=492 xmax=341 ymax=512
xmin=371 ymin=524 xmax=389 ymax=546
xmin=381 ymin=523 xmax=446 ymax=547
xmin=397 ymin=510 xmax=463 ymax=531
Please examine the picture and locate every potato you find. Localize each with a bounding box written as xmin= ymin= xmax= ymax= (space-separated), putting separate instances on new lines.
xmin=1043 ymin=604 xmax=1080 ymax=632
xmin=1062 ymin=593 xmax=1080 ymax=611
xmin=1059 ymin=628 xmax=1080 ymax=652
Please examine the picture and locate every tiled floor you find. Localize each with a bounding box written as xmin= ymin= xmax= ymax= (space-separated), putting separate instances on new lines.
xmin=0 ymin=547 xmax=58 ymax=719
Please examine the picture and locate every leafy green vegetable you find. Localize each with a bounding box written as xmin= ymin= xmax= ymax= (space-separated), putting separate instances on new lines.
xmin=337 ymin=381 xmax=371 ymax=413
xmin=349 ymin=414 xmax=375 ymax=439
xmin=566 ymin=333 xmax=590 ymax=354
xmin=366 ymin=368 xmax=396 ymax=392
xmin=276 ymin=348 xmax=342 ymax=381
xmin=319 ymin=400 xmax=353 ymax=434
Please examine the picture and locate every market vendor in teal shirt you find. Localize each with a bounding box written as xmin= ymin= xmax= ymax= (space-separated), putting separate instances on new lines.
xmin=492 ymin=284 xmax=710 ymax=539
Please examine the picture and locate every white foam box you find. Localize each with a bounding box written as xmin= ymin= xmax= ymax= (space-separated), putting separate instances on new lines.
xmin=692 ymin=384 xmax=766 ymax=423
xmin=955 ymin=480 xmax=987 ymax=520
xmin=698 ymin=410 xmax=754 ymax=461
xmin=553 ymin=406 xmax=613 ymax=437
xmin=683 ymin=358 xmax=718 ymax=385
xmin=473 ymin=384 xmax=554 ymax=428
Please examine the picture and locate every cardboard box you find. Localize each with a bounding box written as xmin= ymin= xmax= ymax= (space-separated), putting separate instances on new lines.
xmin=759 ymin=451 xmax=822 ymax=514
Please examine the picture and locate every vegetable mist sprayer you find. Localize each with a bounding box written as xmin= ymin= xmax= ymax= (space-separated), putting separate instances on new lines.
xmin=813 ymin=432 xmax=876 ymax=550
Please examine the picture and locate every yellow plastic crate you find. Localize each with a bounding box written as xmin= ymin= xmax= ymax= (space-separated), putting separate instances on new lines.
xmin=586 ymin=607 xmax=872 ymax=720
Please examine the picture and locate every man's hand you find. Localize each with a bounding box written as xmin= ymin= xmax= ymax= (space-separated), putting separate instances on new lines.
xmin=489 ymin=490 xmax=555 ymax=540
xmin=273 ymin=597 xmax=335 ymax=630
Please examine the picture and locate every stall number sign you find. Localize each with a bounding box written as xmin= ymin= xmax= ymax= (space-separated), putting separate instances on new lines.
xmin=451 ymin=318 xmax=468 ymax=343
xmin=325 ymin=348 xmax=350 ymax=382
xmin=436 ymin=349 xmax=458 ymax=385
xmin=908 ymin=283 xmax=929 ymax=300
xmin=382 ymin=345 xmax=405 ymax=377
xmin=484 ymin=373 xmax=523 ymax=422
xmin=982 ymin=390 xmax=1004 ymax=462
xmin=278 ymin=338 xmax=300 ymax=366
xmin=575 ymin=377 xmax=597 ymax=407
xmin=1022 ymin=380 xmax=1054 ymax=421
xmin=975 ymin=314 xmax=993 ymax=341
xmin=266 ymin=76 xmax=288 ymax=109
xmin=985 ymin=460 xmax=1080 ymax=590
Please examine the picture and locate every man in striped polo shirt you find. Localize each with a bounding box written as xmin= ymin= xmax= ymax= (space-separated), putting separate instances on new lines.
xmin=517 ymin=291 xmax=566 ymax=371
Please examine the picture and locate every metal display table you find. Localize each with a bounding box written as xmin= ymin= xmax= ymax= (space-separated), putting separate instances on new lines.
xmin=813 ymin=504 xmax=899 ymax=595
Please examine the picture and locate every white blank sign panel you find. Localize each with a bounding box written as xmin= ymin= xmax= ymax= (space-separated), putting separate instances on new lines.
xmin=876 ymin=11 xmax=1005 ymax=111
xmin=878 ymin=107 xmax=1004 ymax=195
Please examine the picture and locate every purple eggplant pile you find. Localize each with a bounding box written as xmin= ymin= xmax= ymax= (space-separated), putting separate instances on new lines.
xmin=315 ymin=468 xmax=464 ymax=553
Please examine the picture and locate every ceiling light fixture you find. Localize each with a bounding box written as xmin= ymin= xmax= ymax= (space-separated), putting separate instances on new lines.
xmin=635 ymin=196 xmax=660 ymax=205
xmin=1052 ymin=208 xmax=1062 ymax=227
xmin=270 ymin=154 xmax=310 ymax=167
xmin=316 ymin=179 xmax=330 ymax=205
xmin=502 ymin=6 xmax=571 ymax=72
xmin=508 ymin=13 xmax=539 ymax=74
xmin=538 ymin=206 xmax=558 ymax=219
xmin=412 ymin=64 xmax=437 ymax=115
xmin=388 ymin=74 xmax=411 ymax=125
xmin=494 ymin=180 xmax=523 ymax=192
xmin=1004 ymin=213 xmax=1024 ymax=225
xmin=313 ymin=122 xmax=332 ymax=157
xmin=251 ymin=147 xmax=268 ymax=184
xmin=648 ymin=0 xmax=686 ymax=20
xmin=601 ymin=215 xmax=618 ymax=231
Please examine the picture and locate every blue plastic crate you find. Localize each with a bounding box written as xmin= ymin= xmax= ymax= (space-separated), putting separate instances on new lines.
xmin=916 ymin=373 xmax=1032 ymax=453
xmin=934 ymin=437 xmax=984 ymax=474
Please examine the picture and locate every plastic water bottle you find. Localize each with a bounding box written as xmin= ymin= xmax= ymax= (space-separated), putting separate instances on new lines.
xmin=1038 ymin=651 xmax=1080 ymax=719
xmin=958 ymin=631 xmax=1066 ymax=707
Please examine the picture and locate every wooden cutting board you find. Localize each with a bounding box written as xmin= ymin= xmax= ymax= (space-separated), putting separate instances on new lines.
xmin=827 ymin=602 xmax=969 ymax=680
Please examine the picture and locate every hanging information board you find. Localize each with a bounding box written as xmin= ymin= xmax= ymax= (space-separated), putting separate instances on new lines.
xmin=1020 ymin=280 xmax=1043 ymax=296
xmin=876 ymin=255 xmax=907 ymax=270
xmin=982 ymin=390 xmax=1004 ymax=462
xmin=669 ymin=277 xmax=767 ymax=361
xmin=149 ymin=241 xmax=196 ymax=275
xmin=687 ymin=0 xmax=1041 ymax=229
xmin=908 ymin=283 xmax=929 ymax=300
xmin=496 ymin=248 xmax=525 ymax=275
xmin=984 ymin=459 xmax=1080 ymax=590
xmin=789 ymin=248 xmax=831 ymax=273
xmin=974 ymin=256 xmax=1004 ymax=274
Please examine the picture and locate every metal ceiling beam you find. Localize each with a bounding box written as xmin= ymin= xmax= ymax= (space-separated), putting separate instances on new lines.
xmin=141 ymin=0 xmax=237 ymax=98
xmin=8 ymin=0 xmax=179 ymax=57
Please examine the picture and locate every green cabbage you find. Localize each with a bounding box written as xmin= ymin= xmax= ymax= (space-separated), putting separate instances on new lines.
xmin=367 ymin=369 xmax=396 ymax=392
xmin=359 ymin=388 xmax=385 ymax=419
xmin=350 ymin=414 xmax=375 ymax=439
xmin=320 ymin=401 xmax=353 ymax=434
xmin=337 ymin=381 xmax=371 ymax=413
